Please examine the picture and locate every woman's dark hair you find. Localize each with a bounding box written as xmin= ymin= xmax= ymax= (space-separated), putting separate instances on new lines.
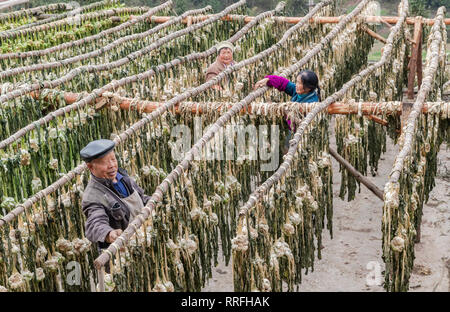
xmin=298 ymin=70 xmax=321 ymax=101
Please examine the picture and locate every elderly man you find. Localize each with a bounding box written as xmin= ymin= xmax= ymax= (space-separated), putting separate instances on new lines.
xmin=80 ymin=139 xmax=150 ymax=249
xmin=205 ymin=41 xmax=235 ymax=89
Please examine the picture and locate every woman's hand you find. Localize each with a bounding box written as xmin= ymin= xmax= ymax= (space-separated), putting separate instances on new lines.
xmin=254 ymin=78 xmax=269 ymax=90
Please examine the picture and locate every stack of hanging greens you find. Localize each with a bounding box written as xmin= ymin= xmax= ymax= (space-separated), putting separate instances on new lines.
xmin=382 ymin=7 xmax=447 ymax=292
xmin=0 ymin=2 xmax=73 ymax=32
xmin=0 ymin=0 xmax=138 ymax=54
xmin=231 ymin=1 xmax=379 ymax=292
xmin=232 ymin=110 xmax=332 ymax=292
xmin=0 ymin=0 xmax=248 ymax=292
xmin=2 ymin=0 xmax=444 ymax=294
xmin=0 ymin=0 xmax=309 ymax=292
xmin=0 ymin=1 xmax=244 ymax=216
xmin=0 ymin=1 xmax=172 ymax=136
xmin=101 ymin=1 xmax=340 ymax=292
xmin=334 ymin=0 xmax=409 ymax=201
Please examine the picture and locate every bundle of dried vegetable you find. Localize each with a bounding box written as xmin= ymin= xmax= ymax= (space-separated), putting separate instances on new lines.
xmin=233 ymin=0 xmax=411 ymax=292
xmin=92 ymin=0 xmax=338 ymax=291
xmin=382 ymin=6 xmax=447 ymax=292
xmin=334 ymin=0 xmax=409 ymax=201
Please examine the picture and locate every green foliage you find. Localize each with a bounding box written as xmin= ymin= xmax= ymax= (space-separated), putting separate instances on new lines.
xmin=410 ymin=0 xmax=427 ymax=16
xmin=15 ymin=1 xmax=447 ymax=20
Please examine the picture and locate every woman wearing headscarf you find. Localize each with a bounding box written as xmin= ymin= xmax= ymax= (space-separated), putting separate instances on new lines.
xmin=205 ymin=41 xmax=235 ymax=89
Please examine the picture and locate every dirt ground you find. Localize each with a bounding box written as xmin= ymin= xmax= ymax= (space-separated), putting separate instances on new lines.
xmin=202 ymin=117 xmax=450 ymax=292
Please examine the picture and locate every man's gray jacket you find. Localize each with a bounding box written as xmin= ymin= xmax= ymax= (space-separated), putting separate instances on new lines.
xmin=81 ymin=168 xmax=150 ymax=249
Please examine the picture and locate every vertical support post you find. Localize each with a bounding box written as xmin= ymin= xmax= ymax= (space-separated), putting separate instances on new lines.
xmin=97 ymin=267 xmax=105 ymax=292
xmin=416 ymin=34 xmax=423 ymax=88
xmin=407 ymin=16 xmax=423 ymax=99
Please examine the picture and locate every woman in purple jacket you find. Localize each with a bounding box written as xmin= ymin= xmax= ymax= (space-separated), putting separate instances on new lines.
xmin=254 ymin=70 xmax=321 ymax=102
xmin=254 ymin=70 xmax=321 ymax=152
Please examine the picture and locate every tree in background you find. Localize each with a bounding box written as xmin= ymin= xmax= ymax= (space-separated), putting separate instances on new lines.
xmin=284 ymin=0 xmax=308 ymax=16
xmin=409 ymin=0 xmax=450 ymax=16
xmin=410 ymin=0 xmax=427 ymax=16
xmin=425 ymin=0 xmax=450 ymax=12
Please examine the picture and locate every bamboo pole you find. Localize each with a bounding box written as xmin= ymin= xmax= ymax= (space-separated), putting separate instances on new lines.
xmin=329 ymin=147 xmax=383 ymax=200
xmin=0 ymin=4 xmax=210 ymax=79
xmin=0 ymin=1 xmax=290 ymax=224
xmin=237 ymin=0 xmax=409 ymax=220
xmin=148 ymin=14 xmax=450 ymax=26
xmin=93 ymin=0 xmax=368 ymax=270
xmin=0 ymin=0 xmax=245 ymax=106
xmin=0 ymin=0 xmax=172 ymax=60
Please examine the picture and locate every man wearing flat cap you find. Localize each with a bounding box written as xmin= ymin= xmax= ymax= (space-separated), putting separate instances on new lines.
xmin=80 ymin=139 xmax=150 ymax=249
xmin=205 ymin=41 xmax=235 ymax=89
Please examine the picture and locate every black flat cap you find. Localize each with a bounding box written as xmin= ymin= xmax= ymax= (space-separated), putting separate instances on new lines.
xmin=80 ymin=139 xmax=115 ymax=162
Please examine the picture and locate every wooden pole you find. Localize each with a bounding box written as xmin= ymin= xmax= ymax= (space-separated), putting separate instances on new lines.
xmin=29 ymin=91 xmax=448 ymax=117
xmin=416 ymin=33 xmax=423 ymax=88
xmin=362 ymin=25 xmax=386 ymax=43
xmin=378 ymin=16 xmax=393 ymax=29
xmin=148 ymin=14 xmax=450 ymax=26
xmin=407 ymin=17 xmax=423 ymax=100
xmin=329 ymin=147 xmax=384 ymax=200
xmin=367 ymin=115 xmax=388 ymax=126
